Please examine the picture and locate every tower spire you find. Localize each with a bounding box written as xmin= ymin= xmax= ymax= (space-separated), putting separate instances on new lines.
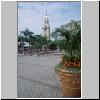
xmin=45 ymin=8 xmax=47 ymax=16
xmin=42 ymin=8 xmax=50 ymax=40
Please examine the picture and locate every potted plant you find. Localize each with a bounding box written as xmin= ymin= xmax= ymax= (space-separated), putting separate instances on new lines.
xmin=55 ymin=20 xmax=81 ymax=97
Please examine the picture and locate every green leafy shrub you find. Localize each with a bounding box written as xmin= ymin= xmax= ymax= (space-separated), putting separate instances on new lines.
xmin=55 ymin=20 xmax=81 ymax=74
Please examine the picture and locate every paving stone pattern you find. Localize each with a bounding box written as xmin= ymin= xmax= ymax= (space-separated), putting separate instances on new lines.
xmin=17 ymin=55 xmax=63 ymax=98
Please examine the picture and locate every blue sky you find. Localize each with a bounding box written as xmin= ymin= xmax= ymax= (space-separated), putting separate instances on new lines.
xmin=18 ymin=2 xmax=81 ymax=35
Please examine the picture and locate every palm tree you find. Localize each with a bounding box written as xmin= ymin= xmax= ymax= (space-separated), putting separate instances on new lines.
xmin=18 ymin=34 xmax=25 ymax=42
xmin=20 ymin=28 xmax=34 ymax=47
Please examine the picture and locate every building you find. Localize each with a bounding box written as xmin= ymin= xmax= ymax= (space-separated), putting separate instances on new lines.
xmin=42 ymin=9 xmax=50 ymax=40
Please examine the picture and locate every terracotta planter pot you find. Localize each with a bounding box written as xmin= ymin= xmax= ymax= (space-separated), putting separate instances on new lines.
xmin=56 ymin=70 xmax=81 ymax=98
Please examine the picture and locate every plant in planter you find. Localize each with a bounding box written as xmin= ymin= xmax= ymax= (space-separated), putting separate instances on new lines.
xmin=55 ymin=20 xmax=81 ymax=97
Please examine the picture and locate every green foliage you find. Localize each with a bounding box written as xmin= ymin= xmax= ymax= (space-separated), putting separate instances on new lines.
xmin=62 ymin=53 xmax=70 ymax=61
xmin=18 ymin=35 xmax=25 ymax=42
xmin=51 ymin=28 xmax=61 ymax=40
xmin=52 ymin=20 xmax=81 ymax=54
xmin=54 ymin=20 xmax=81 ymax=73
xmin=33 ymin=35 xmax=48 ymax=49
xmin=48 ymin=42 xmax=57 ymax=51
xmin=62 ymin=52 xmax=81 ymax=62
xmin=20 ymin=28 xmax=35 ymax=46
xmin=20 ymin=28 xmax=48 ymax=49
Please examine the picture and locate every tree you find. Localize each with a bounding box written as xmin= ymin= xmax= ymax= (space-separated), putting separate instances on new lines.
xmin=51 ymin=29 xmax=61 ymax=40
xmin=48 ymin=42 xmax=57 ymax=51
xmin=34 ymin=35 xmax=47 ymax=45
xmin=52 ymin=20 xmax=81 ymax=55
xmin=18 ymin=34 xmax=25 ymax=49
xmin=18 ymin=34 xmax=25 ymax=42
xmin=20 ymin=28 xmax=35 ymax=47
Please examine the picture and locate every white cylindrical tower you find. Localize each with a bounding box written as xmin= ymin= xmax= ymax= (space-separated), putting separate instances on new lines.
xmin=42 ymin=9 xmax=50 ymax=40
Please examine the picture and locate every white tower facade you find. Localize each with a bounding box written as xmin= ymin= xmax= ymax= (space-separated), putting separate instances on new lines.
xmin=42 ymin=9 xmax=50 ymax=40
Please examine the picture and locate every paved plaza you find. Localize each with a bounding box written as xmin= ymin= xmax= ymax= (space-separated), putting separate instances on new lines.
xmin=17 ymin=55 xmax=63 ymax=98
